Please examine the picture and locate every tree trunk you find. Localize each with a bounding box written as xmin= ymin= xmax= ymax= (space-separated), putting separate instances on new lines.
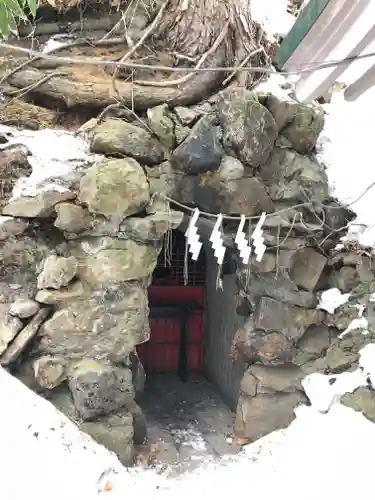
xmin=4 ymin=0 xmax=273 ymax=110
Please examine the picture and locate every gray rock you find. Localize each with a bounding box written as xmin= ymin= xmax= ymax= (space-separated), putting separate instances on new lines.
xmin=0 ymin=216 xmax=28 ymax=241
xmin=0 ymin=305 xmax=23 ymax=356
xmin=120 ymin=210 xmax=183 ymax=243
xmin=176 ymin=175 xmax=274 ymax=217
xmin=33 ymin=355 xmax=66 ymax=389
xmin=50 ymin=388 xmax=134 ymax=466
xmin=9 ymin=299 xmax=40 ymax=318
xmin=241 ymin=364 xmax=303 ymax=396
xmin=171 ymin=114 xmax=224 ymax=174
xmin=79 ymin=158 xmax=150 ymax=222
xmin=38 ymin=282 xmax=150 ymax=362
xmin=69 ymin=237 xmax=159 ymax=285
xmin=325 ymin=345 xmax=359 ymax=373
xmin=233 ymin=316 xmax=296 ymax=365
xmin=146 ymin=161 xmax=180 ymax=197
xmin=332 ymin=266 xmax=361 ymax=293
xmin=281 ymin=103 xmax=324 ymax=153
xmin=296 ymin=324 xmax=332 ymax=363
xmin=235 ymin=391 xmax=306 ymax=443
xmin=254 ymin=296 xmax=324 ymax=342
xmin=68 ymin=359 xmax=134 ymax=420
xmin=265 ymin=94 xmax=300 ymax=131
xmin=3 ymin=190 xmax=76 ymax=218
xmin=237 ymin=271 xmax=318 ymax=308
xmin=82 ymin=412 xmax=135 ymax=465
xmin=174 ymin=103 xmax=211 ymax=126
xmin=215 ymin=155 xmax=245 ymax=181
xmin=90 ymin=118 xmax=165 ymax=165
xmin=216 ymin=87 xmax=277 ymax=167
xmin=35 ymin=280 xmax=86 ymax=305
xmin=54 ymin=203 xmax=90 ymax=233
xmin=37 ymin=255 xmax=78 ymax=290
xmin=0 ymin=308 xmax=50 ymax=365
xmin=260 ymin=147 xmax=329 ymax=202
xmin=289 ymin=247 xmax=327 ymax=292
xmin=341 ymin=387 xmax=375 ymax=422
xmin=147 ymin=104 xmax=176 ymax=148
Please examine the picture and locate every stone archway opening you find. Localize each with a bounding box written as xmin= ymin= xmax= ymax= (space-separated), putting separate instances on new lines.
xmin=134 ymin=229 xmax=245 ymax=472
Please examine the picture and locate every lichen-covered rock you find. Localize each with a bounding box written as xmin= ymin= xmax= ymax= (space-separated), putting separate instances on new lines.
xmin=176 ymin=175 xmax=274 ymax=216
xmin=147 ymin=104 xmax=176 ymax=148
xmin=259 ymin=147 xmax=329 ymax=202
xmin=70 ymin=237 xmax=159 ymax=285
xmin=341 ymin=387 xmax=375 ymax=422
xmin=2 ymin=189 xmax=76 ymax=218
xmin=171 ymin=114 xmax=224 ymax=174
xmin=254 ymin=296 xmax=324 ymax=342
xmin=216 ymin=87 xmax=277 ymax=167
xmin=38 ymin=281 xmax=149 ymax=362
xmin=90 ymin=118 xmax=165 ymax=165
xmin=264 ymin=94 xmax=300 ymax=131
xmin=289 ymin=247 xmax=327 ymax=292
xmin=241 ymin=364 xmax=304 ymax=396
xmin=37 ymin=255 xmax=78 ymax=290
xmin=330 ymin=266 xmax=361 ymax=293
xmin=79 ymin=158 xmax=150 ymax=222
xmin=174 ymin=103 xmax=212 ymax=126
xmin=0 ymin=305 xmax=23 ymax=355
xmin=67 ymin=359 xmax=133 ymax=420
xmin=33 ymin=355 xmax=66 ymax=389
xmin=215 ymin=155 xmax=244 ymax=181
xmin=50 ymin=386 xmax=134 ymax=466
xmin=0 ymin=216 xmax=28 ymax=240
xmin=146 ymin=161 xmax=181 ymax=197
xmin=233 ymin=316 xmax=296 ymax=365
xmin=35 ymin=280 xmax=86 ymax=304
xmin=235 ymin=391 xmax=306 ymax=442
xmin=54 ymin=203 xmax=90 ymax=233
xmin=120 ymin=210 xmax=183 ymax=243
xmin=236 ymin=271 xmax=317 ymax=308
xmin=295 ymin=324 xmax=332 ymax=364
xmin=281 ymin=103 xmax=324 ymax=153
xmin=9 ymin=298 xmax=40 ymax=318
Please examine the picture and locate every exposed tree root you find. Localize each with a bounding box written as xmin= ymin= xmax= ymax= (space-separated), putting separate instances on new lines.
xmin=3 ymin=55 xmax=226 ymax=110
xmin=1 ymin=0 xmax=274 ymax=111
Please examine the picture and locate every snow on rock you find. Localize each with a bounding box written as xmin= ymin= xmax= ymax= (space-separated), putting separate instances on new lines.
xmin=0 ymin=124 xmax=101 ymax=199
xmin=317 ymin=287 xmax=350 ymax=314
xmin=316 ymin=89 xmax=375 ymax=248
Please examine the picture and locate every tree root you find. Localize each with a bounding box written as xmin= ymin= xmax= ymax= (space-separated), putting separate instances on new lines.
xmin=3 ymin=50 xmax=226 ymax=110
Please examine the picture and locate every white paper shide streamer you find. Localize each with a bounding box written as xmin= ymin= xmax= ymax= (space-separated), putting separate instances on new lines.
xmin=252 ymin=212 xmax=267 ymax=262
xmin=185 ymin=208 xmax=202 ymax=261
xmin=210 ymin=214 xmax=226 ymax=265
xmin=235 ymin=214 xmax=251 ymax=264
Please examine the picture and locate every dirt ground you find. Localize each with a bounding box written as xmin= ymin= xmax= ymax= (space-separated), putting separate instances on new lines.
xmin=137 ymin=373 xmax=242 ymax=475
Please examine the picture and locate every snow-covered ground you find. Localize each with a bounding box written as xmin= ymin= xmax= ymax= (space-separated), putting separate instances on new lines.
xmin=3 ymin=2 xmax=375 ymax=499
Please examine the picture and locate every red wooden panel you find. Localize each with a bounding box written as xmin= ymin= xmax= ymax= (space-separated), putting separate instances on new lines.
xmin=148 ymin=285 xmax=205 ymax=306
xmin=138 ymin=298 xmax=205 ymax=373
xmin=138 ymin=343 xmax=179 ymax=372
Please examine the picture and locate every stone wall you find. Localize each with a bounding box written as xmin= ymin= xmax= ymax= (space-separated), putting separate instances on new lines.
xmin=0 ymin=85 xmax=364 ymax=464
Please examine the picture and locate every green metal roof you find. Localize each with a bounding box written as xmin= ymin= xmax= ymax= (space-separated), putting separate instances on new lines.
xmin=276 ymin=0 xmax=331 ymax=68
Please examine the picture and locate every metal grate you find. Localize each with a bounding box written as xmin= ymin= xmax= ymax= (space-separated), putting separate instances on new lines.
xmin=152 ymin=230 xmax=206 ymax=286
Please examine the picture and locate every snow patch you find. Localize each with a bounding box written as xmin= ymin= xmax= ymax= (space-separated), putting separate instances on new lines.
xmin=317 ymin=288 xmax=350 ymax=314
xmin=0 ymin=124 xmax=101 ymax=199
xmin=250 ymin=0 xmax=296 ymax=38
